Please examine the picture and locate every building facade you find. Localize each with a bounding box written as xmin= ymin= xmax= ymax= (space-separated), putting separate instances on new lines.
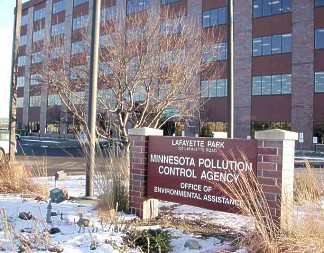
xmin=15 ymin=0 xmax=324 ymax=149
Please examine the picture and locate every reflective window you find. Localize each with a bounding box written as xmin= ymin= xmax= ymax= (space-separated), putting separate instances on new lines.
xmin=161 ymin=0 xmax=181 ymax=4
xmin=20 ymin=35 xmax=27 ymax=46
xmin=126 ymin=26 xmax=147 ymax=42
xmin=203 ymin=7 xmax=227 ymax=28
xmin=161 ymin=17 xmax=184 ymax=35
xmin=202 ymin=42 xmax=227 ymax=62
xmin=33 ymin=29 xmax=44 ymax=42
xmin=72 ymin=14 xmax=89 ymax=30
xmin=252 ymin=74 xmax=291 ymax=95
xmin=31 ymin=52 xmax=43 ymax=64
xmin=200 ymin=79 xmax=228 ymax=98
xmin=127 ymin=0 xmax=148 ymax=15
xmin=71 ymin=41 xmax=86 ymax=54
xmin=315 ymin=28 xmax=324 ymax=49
xmin=315 ymin=0 xmax=324 ymax=7
xmin=18 ymin=56 xmax=26 ymax=67
xmin=315 ymin=72 xmax=324 ymax=93
xmin=30 ymin=73 xmax=42 ymax=86
xmin=52 ymin=0 xmax=65 ymax=14
xmin=253 ymin=33 xmax=291 ymax=56
xmin=17 ymin=97 xmax=24 ymax=108
xmin=51 ymin=22 xmax=64 ymax=36
xmin=100 ymin=5 xmax=117 ymax=21
xmin=48 ymin=94 xmax=61 ymax=106
xmin=253 ymin=0 xmax=291 ymax=18
xmin=17 ymin=76 xmax=25 ymax=87
xmin=29 ymin=95 xmax=41 ymax=107
xmin=34 ymin=8 xmax=45 ymax=21
xmin=73 ymin=0 xmax=89 ymax=7
xmin=99 ymin=62 xmax=113 ymax=75
xmin=100 ymin=34 xmax=114 ymax=48
xmin=21 ymin=15 xmax=28 ymax=26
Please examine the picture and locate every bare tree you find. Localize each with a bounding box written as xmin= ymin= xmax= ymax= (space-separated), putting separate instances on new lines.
xmin=37 ymin=6 xmax=223 ymax=152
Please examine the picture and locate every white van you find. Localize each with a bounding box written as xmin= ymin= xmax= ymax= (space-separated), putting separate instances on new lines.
xmin=0 ymin=129 xmax=10 ymax=159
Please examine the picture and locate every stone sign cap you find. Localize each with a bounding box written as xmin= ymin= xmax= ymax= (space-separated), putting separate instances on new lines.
xmin=50 ymin=188 xmax=65 ymax=204
xmin=128 ymin=127 xmax=163 ymax=136
xmin=255 ymin=129 xmax=298 ymax=141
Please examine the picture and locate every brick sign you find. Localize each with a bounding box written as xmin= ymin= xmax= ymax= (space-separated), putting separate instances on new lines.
xmin=147 ymin=136 xmax=258 ymax=213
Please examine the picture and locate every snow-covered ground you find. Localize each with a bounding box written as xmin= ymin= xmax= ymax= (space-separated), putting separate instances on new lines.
xmin=0 ymin=176 xmax=251 ymax=252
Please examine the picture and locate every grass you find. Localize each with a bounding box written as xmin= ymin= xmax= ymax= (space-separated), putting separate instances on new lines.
xmin=218 ymin=157 xmax=324 ymax=253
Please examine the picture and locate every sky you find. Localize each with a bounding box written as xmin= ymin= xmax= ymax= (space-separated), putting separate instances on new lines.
xmin=0 ymin=0 xmax=28 ymax=119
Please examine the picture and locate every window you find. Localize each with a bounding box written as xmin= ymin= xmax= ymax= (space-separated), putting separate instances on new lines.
xmin=21 ymin=15 xmax=28 ymax=26
xmin=252 ymin=74 xmax=291 ymax=95
xmin=315 ymin=0 xmax=324 ymax=7
xmin=126 ymin=26 xmax=147 ymax=42
xmin=253 ymin=33 xmax=291 ymax=56
xmin=315 ymin=72 xmax=324 ymax=93
xmin=70 ymin=66 xmax=87 ymax=80
xmin=34 ymin=8 xmax=45 ymax=21
xmin=51 ymin=22 xmax=64 ymax=36
xmin=100 ymin=5 xmax=117 ymax=21
xmin=18 ymin=56 xmax=26 ymax=67
xmin=201 ymin=79 xmax=228 ymax=98
xmin=315 ymin=28 xmax=324 ymax=49
xmin=253 ymin=0 xmax=291 ymax=18
xmin=161 ymin=18 xmax=184 ymax=35
xmin=71 ymin=41 xmax=86 ymax=54
xmin=161 ymin=0 xmax=181 ymax=4
xmin=72 ymin=14 xmax=89 ymax=30
xmin=48 ymin=94 xmax=61 ymax=106
xmin=30 ymin=73 xmax=42 ymax=86
xmin=31 ymin=52 xmax=43 ymax=64
xmin=127 ymin=0 xmax=148 ymax=15
xmin=52 ymin=0 xmax=65 ymax=14
xmin=29 ymin=95 xmax=41 ymax=107
xmin=70 ymin=91 xmax=85 ymax=104
xmin=73 ymin=0 xmax=89 ymax=7
xmin=160 ymin=50 xmax=185 ymax=67
xmin=202 ymin=42 xmax=227 ymax=62
xmin=17 ymin=76 xmax=25 ymax=87
xmin=17 ymin=97 xmax=24 ymax=108
xmin=50 ymin=46 xmax=64 ymax=59
xmin=33 ymin=29 xmax=44 ymax=42
xmin=203 ymin=7 xmax=227 ymax=28
xmin=98 ymin=89 xmax=115 ymax=106
xmin=20 ymin=35 xmax=27 ymax=46
xmin=134 ymin=84 xmax=146 ymax=102
xmin=100 ymin=34 xmax=114 ymax=47
xmin=99 ymin=62 xmax=113 ymax=75
xmin=200 ymin=122 xmax=227 ymax=137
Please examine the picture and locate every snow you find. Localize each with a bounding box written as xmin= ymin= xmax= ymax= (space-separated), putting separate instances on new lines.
xmin=0 ymin=176 xmax=250 ymax=252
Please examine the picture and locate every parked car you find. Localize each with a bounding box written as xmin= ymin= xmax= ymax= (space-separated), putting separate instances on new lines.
xmin=0 ymin=129 xmax=9 ymax=159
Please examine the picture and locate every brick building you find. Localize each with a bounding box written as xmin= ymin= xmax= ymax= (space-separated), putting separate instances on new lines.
xmin=15 ymin=0 xmax=324 ymax=149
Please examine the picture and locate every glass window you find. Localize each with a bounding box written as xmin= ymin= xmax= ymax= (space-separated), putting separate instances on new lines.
xmin=17 ymin=97 xmax=24 ymax=108
xmin=51 ymin=22 xmax=64 ymax=36
xmin=202 ymin=42 xmax=227 ymax=62
xmin=53 ymin=0 xmax=65 ymax=14
xmin=202 ymin=7 xmax=227 ymax=28
xmin=253 ymin=0 xmax=292 ymax=18
xmin=209 ymin=80 xmax=217 ymax=97
xmin=271 ymin=34 xmax=282 ymax=54
xmin=99 ymin=62 xmax=113 ymax=75
xmin=100 ymin=34 xmax=114 ymax=47
xmin=17 ymin=76 xmax=25 ymax=87
xmin=315 ymin=72 xmax=324 ymax=93
xmin=200 ymin=79 xmax=228 ymax=98
xmin=30 ymin=74 xmax=42 ymax=86
xmin=282 ymin=33 xmax=292 ymax=53
xmin=21 ymin=15 xmax=28 ymax=26
xmin=161 ymin=0 xmax=181 ymax=4
xmin=48 ymin=94 xmax=61 ymax=106
xmin=253 ymin=74 xmax=291 ymax=95
xmin=100 ymin=5 xmax=117 ymax=21
xmin=127 ymin=0 xmax=148 ymax=15
xmin=217 ymin=79 xmax=227 ymax=97
xmin=201 ymin=80 xmax=208 ymax=98
xmin=73 ymin=0 xmax=89 ymax=7
xmin=252 ymin=76 xmax=262 ymax=95
xmin=31 ymin=52 xmax=43 ymax=64
xmin=34 ymin=8 xmax=45 ymax=21
xmin=18 ymin=56 xmax=26 ymax=67
xmin=316 ymin=0 xmax=324 ymax=7
xmin=253 ymin=37 xmax=262 ymax=56
xmin=33 ymin=29 xmax=44 ymax=42
xmin=20 ymin=35 xmax=27 ymax=46
xmin=72 ymin=14 xmax=89 ymax=30
xmin=161 ymin=18 xmax=184 ymax=35
xmin=262 ymin=36 xmax=271 ymax=55
xmin=29 ymin=95 xmax=41 ymax=107
xmin=315 ymin=28 xmax=324 ymax=49
xmin=71 ymin=41 xmax=86 ymax=54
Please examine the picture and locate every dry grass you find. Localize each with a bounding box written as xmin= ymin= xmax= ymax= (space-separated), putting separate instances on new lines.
xmin=219 ymin=157 xmax=324 ymax=253
xmin=0 ymin=157 xmax=47 ymax=196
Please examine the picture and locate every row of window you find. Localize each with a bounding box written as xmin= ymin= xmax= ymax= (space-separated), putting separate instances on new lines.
xmin=317 ymin=0 xmax=324 ymax=7
xmin=252 ymin=74 xmax=291 ymax=95
xmin=253 ymin=33 xmax=291 ymax=56
xmin=253 ymin=0 xmax=291 ymax=19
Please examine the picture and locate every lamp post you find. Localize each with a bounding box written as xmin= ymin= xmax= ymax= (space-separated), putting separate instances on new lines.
xmin=227 ymin=0 xmax=234 ymax=138
xmin=86 ymin=0 xmax=101 ymax=197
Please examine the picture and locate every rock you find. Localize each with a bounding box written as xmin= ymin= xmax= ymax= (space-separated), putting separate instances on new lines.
xmin=49 ymin=227 xmax=61 ymax=234
xmin=184 ymin=239 xmax=201 ymax=250
xmin=48 ymin=245 xmax=64 ymax=252
xmin=18 ymin=212 xmax=33 ymax=220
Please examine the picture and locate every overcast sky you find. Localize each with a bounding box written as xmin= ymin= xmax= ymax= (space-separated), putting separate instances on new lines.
xmin=0 ymin=0 xmax=28 ymax=119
